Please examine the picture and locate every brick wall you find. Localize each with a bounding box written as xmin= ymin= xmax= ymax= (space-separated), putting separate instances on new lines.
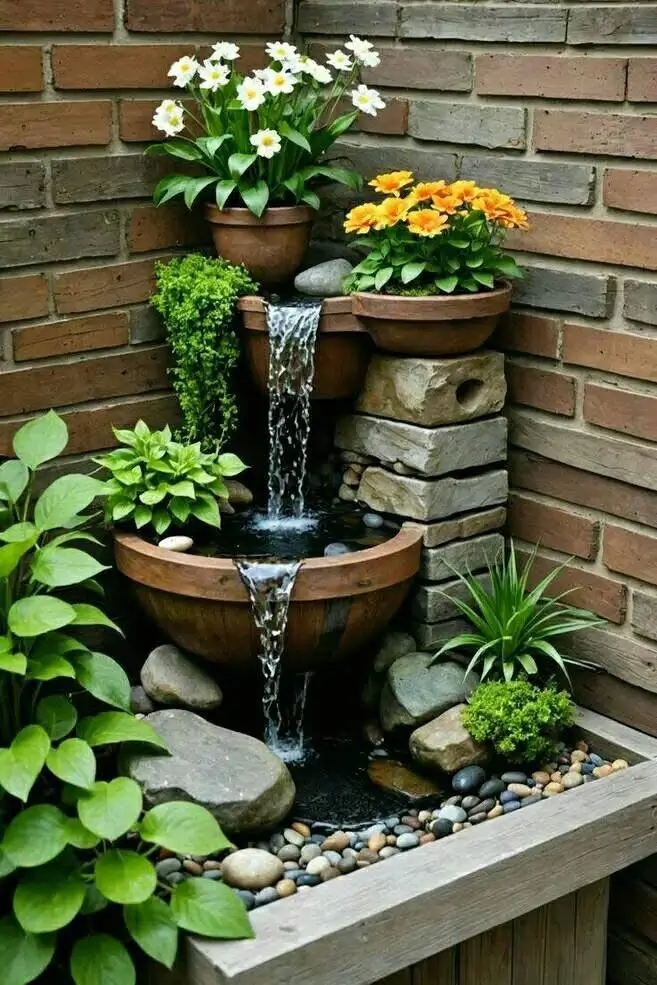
xmin=0 ymin=0 xmax=288 ymax=461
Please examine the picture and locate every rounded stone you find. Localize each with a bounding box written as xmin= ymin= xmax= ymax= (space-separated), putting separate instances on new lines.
xmin=419 ymin=833 xmax=436 ymax=845
xmin=321 ymin=867 xmax=341 ymax=882
xmin=500 ymin=790 xmax=518 ymax=805
xmin=363 ymin=512 xmax=384 ymax=529
xmin=379 ymin=846 xmax=400 ymax=859
xmin=277 ymin=844 xmax=301 ymax=863
xmin=283 ymin=828 xmax=305 ymax=848
xmin=269 ymin=833 xmax=285 ymax=853
xmin=589 ymin=753 xmax=605 ymax=767
xmin=306 ymin=856 xmax=331 ymax=876
xmin=452 ymin=765 xmax=487 ymax=794
xmin=488 ymin=805 xmax=504 ymax=819
xmin=532 ymin=771 xmax=551 ymax=786
xmin=502 ymin=800 xmax=521 ymax=814
xmin=461 ymin=795 xmax=480 ymax=811
xmin=357 ymin=849 xmax=380 ymax=865
xmin=159 ymin=535 xmax=194 ymax=553
xmin=593 ymin=764 xmax=614 ymax=778
xmin=300 ymin=843 xmax=322 ymax=864
xmin=439 ymin=805 xmax=467 ymax=824
xmin=203 ymin=870 xmax=223 ymax=880
xmin=324 ymin=542 xmax=352 ymax=557
xmin=297 ymin=873 xmax=321 ymax=887
xmin=473 ymin=798 xmax=496 ymax=815
xmin=234 ymin=889 xmax=256 ymax=910
xmin=156 ymin=858 xmax=182 ymax=878
xmin=140 ymin=647 xmax=223 ymax=711
xmin=254 ymin=887 xmax=279 ymax=907
xmin=469 ymin=812 xmax=488 ymax=825
xmin=570 ymin=749 xmax=587 ymax=764
xmin=612 ymin=759 xmax=629 ymax=771
xmin=544 ymin=782 xmax=565 ymax=796
xmin=221 ymin=849 xmax=285 ymax=891
xmin=501 ymin=771 xmax=527 ymax=784
xmin=183 ymin=859 xmax=203 ymax=876
xmin=562 ymin=772 xmax=583 ymax=789
xmin=430 ymin=818 xmax=454 ymax=838
xmin=276 ymin=878 xmax=297 ymax=898
xmin=292 ymin=822 xmax=311 ymax=839
xmin=321 ymin=832 xmax=350 ymax=853
xmin=478 ymin=777 xmax=505 ymax=799
xmin=507 ymin=783 xmax=532 ymax=799
xmin=396 ymin=833 xmax=420 ymax=850
xmin=520 ymin=795 xmax=543 ymax=807
xmin=167 ymin=872 xmax=185 ymax=886
xmin=368 ymin=833 xmax=387 ymax=853
xmin=338 ymin=857 xmax=357 ymax=874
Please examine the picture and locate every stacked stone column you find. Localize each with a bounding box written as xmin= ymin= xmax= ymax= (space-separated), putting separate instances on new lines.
xmin=335 ymin=350 xmax=508 ymax=649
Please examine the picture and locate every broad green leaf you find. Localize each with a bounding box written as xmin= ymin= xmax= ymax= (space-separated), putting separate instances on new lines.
xmin=139 ymin=487 xmax=167 ymax=506
xmin=14 ymin=858 xmax=86 ymax=934
xmin=111 ymin=500 xmax=135 ymax=522
xmin=65 ymin=818 xmax=100 ymax=850
xmin=152 ymin=509 xmax=171 ymax=535
xmin=169 ymin=497 xmax=191 ymax=524
xmin=228 ymin=152 xmax=257 ymax=179
xmin=0 ymin=540 xmax=35 ymax=579
xmin=34 ymin=475 xmax=106 ymax=532
xmin=77 ymin=712 xmax=168 ymax=750
xmin=196 ymin=134 xmax=231 ymax=158
xmin=191 ymin=495 xmax=221 ymax=528
xmin=77 ymin=778 xmax=142 ymax=841
xmin=13 ymin=411 xmax=68 ymax=469
xmin=30 ymin=546 xmax=107 ymax=588
xmin=401 ymin=261 xmax=426 ymax=285
xmin=140 ymin=802 xmax=231 ymax=856
xmin=134 ymin=506 xmax=152 ymax=529
xmin=71 ymin=603 xmax=122 ymax=634
xmin=216 ymin=453 xmax=246 ymax=477
xmin=8 ymin=597 xmax=76 ymax=638
xmin=124 ymin=897 xmax=178 ymax=969
xmin=2 ymin=805 xmax=69 ymax=867
xmin=240 ymin=179 xmax=269 ymax=218
xmin=0 ymin=522 xmax=37 ymax=543
xmin=0 ymin=650 xmax=27 ymax=674
xmin=0 ymin=915 xmax=56 ymax=985
xmin=80 ymin=884 xmax=108 ymax=915
xmin=171 ymin=878 xmax=254 ymax=939
xmin=46 ymin=738 xmax=96 ymax=790
xmin=167 ymin=479 xmax=196 ymax=498
xmin=70 ymin=651 xmax=131 ymax=712
xmin=152 ymin=174 xmax=194 ymax=207
xmin=374 ymin=266 xmax=393 ymax=291
xmin=26 ymin=652 xmax=76 ymax=682
xmin=300 ymin=188 xmax=320 ymax=211
xmin=183 ymin=176 xmax=218 ymax=209
xmin=434 ymin=275 xmax=459 ymax=293
xmin=0 ymin=846 xmax=17 ymax=878
xmin=145 ymin=137 xmax=203 ymax=161
xmin=215 ymin=179 xmax=237 ymax=209
xmin=0 ymin=726 xmax=50 ymax=802
xmin=279 ymin=121 xmax=312 ymax=154
xmin=95 ymin=850 xmax=156 ymax=905
xmin=0 ymin=460 xmax=29 ymax=504
xmin=70 ymin=934 xmax=136 ymax=985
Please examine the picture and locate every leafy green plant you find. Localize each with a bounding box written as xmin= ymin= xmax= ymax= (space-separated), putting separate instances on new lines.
xmin=94 ymin=419 xmax=246 ymax=537
xmin=431 ymin=543 xmax=602 ymax=686
xmin=151 ymin=253 xmax=257 ymax=450
xmin=0 ymin=411 xmax=252 ymax=985
xmin=462 ymin=679 xmax=575 ymax=763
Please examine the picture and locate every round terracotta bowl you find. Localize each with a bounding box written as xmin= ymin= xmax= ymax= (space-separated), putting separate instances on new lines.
xmin=113 ymin=526 xmax=423 ymax=674
xmin=238 ymin=295 xmax=372 ymax=401
xmin=352 ymin=281 xmax=512 ymax=357
xmin=205 ymin=205 xmax=315 ymax=287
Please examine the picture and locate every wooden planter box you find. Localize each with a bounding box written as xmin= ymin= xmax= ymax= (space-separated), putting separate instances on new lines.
xmin=151 ymin=709 xmax=657 ymax=985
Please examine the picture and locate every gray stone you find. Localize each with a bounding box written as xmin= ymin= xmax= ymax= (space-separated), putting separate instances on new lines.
xmin=413 ymin=619 xmax=471 ymax=651
xmin=141 ymin=644 xmax=223 ymax=711
xmin=420 ymin=533 xmax=504 ymax=581
xmin=130 ymin=685 xmax=155 ymax=716
xmin=401 ymin=3 xmax=567 ymax=42
xmin=155 ymin=858 xmax=181 ymax=878
xmin=335 ymin=415 xmax=507 ymax=478
xmin=452 ymin=765 xmax=487 ymax=794
xmin=438 ymin=804 xmax=467 ymax=824
xmin=324 ymin=542 xmax=352 ymax=557
xmin=632 ymin=591 xmax=657 ymax=643
xmin=380 ymin=654 xmax=478 ymax=731
xmin=624 ymin=280 xmax=657 ymax=327
xmin=254 ymin=887 xmax=279 ymax=906
xmin=373 ymin=631 xmax=417 ymax=674
xmin=355 ymin=352 xmax=506 ymax=427
xmin=294 ymin=259 xmax=353 ymax=297
xmin=409 ymin=704 xmax=489 ymax=773
xmin=396 ymin=833 xmax=420 ymax=850
xmin=406 ymin=507 xmax=507 ymax=548
xmin=363 ymin=512 xmax=384 ymax=529
xmin=513 ymin=263 xmax=613 ymax=318
xmin=122 ymin=710 xmax=296 ymax=834
xmin=357 ymin=467 xmax=508 ymax=522
xmin=461 ymin=155 xmax=594 ymax=207
xmin=221 ymin=849 xmax=285 ymax=891
xmin=0 ymin=162 xmax=46 ymax=210
xmin=409 ymin=101 xmax=526 ymax=151
xmin=412 ymin=575 xmax=492 ymax=623
xmin=568 ymin=7 xmax=657 ymax=45
xmin=225 ymin=479 xmax=253 ymax=507
xmin=297 ymin=0 xmax=397 ymax=36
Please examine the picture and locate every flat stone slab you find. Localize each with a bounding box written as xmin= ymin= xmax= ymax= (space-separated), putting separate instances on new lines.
xmin=413 ymin=618 xmax=472 ymax=650
xmin=420 ymin=532 xmax=504 ymax=581
xmin=407 ymin=506 xmax=507 ymax=548
xmin=412 ymin=574 xmax=492 ymax=623
xmin=335 ymin=415 xmax=507 ymax=477
xmin=357 ymin=467 xmax=508 ymax=522
xmin=355 ymin=351 xmax=506 ymax=426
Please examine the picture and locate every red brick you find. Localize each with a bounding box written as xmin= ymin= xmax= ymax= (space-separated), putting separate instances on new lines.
xmin=507 ymin=211 xmax=657 ymax=272
xmin=125 ymin=0 xmax=285 ymax=33
xmin=359 ymin=99 xmax=408 ymax=136
xmin=0 ymin=47 xmax=42 ymax=93
xmin=13 ymin=312 xmax=129 ymax=362
xmin=628 ymin=59 xmax=657 ymax=103
xmin=509 ymin=492 xmax=599 ymax=560
xmin=53 ymin=45 xmax=182 ymax=90
xmin=54 ymin=258 xmax=163 ymax=315
xmin=0 ymin=0 xmax=114 ymax=31
xmin=128 ymin=204 xmax=209 ymax=254
xmin=495 ymin=312 xmax=561 ymax=360
xmin=477 ymin=54 xmax=626 ymax=102
xmin=517 ymin=549 xmax=626 ymax=623
xmin=603 ymin=169 xmax=657 ymax=216
xmin=0 ymin=274 xmax=49 ymax=324
xmin=584 ymin=382 xmax=657 ymax=443
xmin=605 ymin=525 xmax=657 ymax=588
xmin=0 ymin=102 xmax=111 ymax=151
xmin=534 ymin=110 xmax=657 ymax=160
xmin=505 ymin=362 xmax=576 ymax=417
xmin=563 ymin=324 xmax=657 ymax=385
xmin=1 ymin=347 xmax=169 ymax=416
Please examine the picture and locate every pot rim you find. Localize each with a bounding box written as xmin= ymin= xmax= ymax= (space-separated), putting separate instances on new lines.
xmin=352 ymin=281 xmax=512 ymax=321
xmin=205 ymin=204 xmax=316 ymax=227
xmin=238 ymin=294 xmax=368 ymax=333
xmin=113 ymin=524 xmax=423 ymax=603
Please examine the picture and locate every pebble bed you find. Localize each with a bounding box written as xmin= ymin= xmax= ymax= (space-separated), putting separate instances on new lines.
xmin=155 ymin=741 xmax=629 ymax=911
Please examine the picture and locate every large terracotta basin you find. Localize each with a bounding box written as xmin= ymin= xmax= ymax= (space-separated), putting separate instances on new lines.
xmin=238 ymin=295 xmax=372 ymax=400
xmin=113 ymin=527 xmax=423 ymax=673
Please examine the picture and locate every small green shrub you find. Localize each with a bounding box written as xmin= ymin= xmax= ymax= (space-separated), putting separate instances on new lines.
xmin=95 ymin=419 xmax=247 ymax=536
xmin=151 ymin=254 xmax=257 ymax=450
xmin=462 ymin=679 xmax=575 ymax=764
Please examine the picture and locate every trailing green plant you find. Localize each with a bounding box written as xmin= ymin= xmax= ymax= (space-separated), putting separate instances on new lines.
xmin=94 ymin=419 xmax=246 ymax=537
xmin=0 ymin=411 xmax=252 ymax=985
xmin=462 ymin=679 xmax=576 ymax=764
xmin=151 ymin=253 xmax=257 ymax=450
xmin=431 ymin=542 xmax=603 ymax=687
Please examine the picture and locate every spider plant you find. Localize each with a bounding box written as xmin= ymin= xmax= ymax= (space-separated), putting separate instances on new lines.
xmin=430 ymin=542 xmax=603 ymax=687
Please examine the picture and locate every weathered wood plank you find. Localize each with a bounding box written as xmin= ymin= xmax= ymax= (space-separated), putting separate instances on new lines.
xmin=607 ymin=927 xmax=657 ymax=985
xmin=612 ymin=875 xmax=657 ymax=945
xmin=375 ymin=972 xmax=412 ymax=985
xmin=575 ymin=707 xmax=657 ymax=764
xmin=412 ymin=951 xmax=457 ymax=985
xmin=511 ymin=906 xmax=547 ymax=985
xmin=573 ymin=880 xmax=608 ymax=985
xmin=543 ymin=893 xmax=576 ymax=985
xmin=565 ymin=626 xmax=657 ymax=695
xmin=460 ymin=924 xmax=512 ymax=985
xmin=574 ymin=670 xmax=657 ymax=739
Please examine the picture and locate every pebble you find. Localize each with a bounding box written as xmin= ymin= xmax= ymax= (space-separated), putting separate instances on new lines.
xmin=202 ymin=870 xmax=222 ymax=880
xmin=507 ymin=783 xmax=532 ymax=799
xmin=500 ymin=790 xmax=518 ymax=805
xmin=532 ymin=771 xmax=551 ymax=786
xmin=283 ymin=861 xmax=298 ymax=871
xmin=452 ymin=765 xmax=487 ymax=794
xmin=394 ymin=824 xmax=414 ymax=836
xmin=300 ymin=843 xmax=322 ymax=864
xmin=363 ymin=513 xmax=384 ymax=529
xmin=503 ymin=801 xmax=521 ymax=814
xmin=167 ymin=872 xmax=185 ymax=886
xmin=461 ymin=796 xmax=480 ymax=811
xmin=322 ymin=832 xmax=350 ymax=853
xmin=278 ymin=845 xmax=301 ymax=863
xmin=357 ymin=849 xmax=380 ymax=865
xmin=342 ymin=848 xmax=358 ymax=860
xmin=589 ymin=754 xmax=605 ymax=767
xmin=310 ymin=834 xmax=326 ymax=845
xmin=488 ymin=805 xmax=504 ymax=819
xmin=363 ymin=823 xmax=387 ymax=839
xmin=221 ymin=849 xmax=285 ymax=891
xmin=417 ymin=810 xmax=432 ymax=824
xmin=401 ymin=815 xmax=421 ymax=830
xmin=544 ymin=782 xmax=565 ymax=796
xmin=255 ymin=887 xmax=279 ymax=907
xmin=380 ymin=846 xmax=400 ymax=858
xmin=338 ymin=857 xmax=357 ymax=874
xmin=473 ymin=798 xmax=496 ymax=815
xmin=306 ymin=856 xmax=330 ymax=876
xmin=562 ymin=772 xmax=583 ymax=789
xmin=430 ymin=819 xmax=454 ymax=838
xmin=292 ymin=822 xmax=311 ymax=839
xmin=501 ymin=771 xmax=527 ymax=784
xmin=593 ymin=764 xmax=614 ymax=778
xmin=234 ymin=889 xmax=255 ymax=911
xmin=570 ymin=749 xmax=587 ymax=764
xmin=269 ymin=833 xmax=286 ymax=853
xmin=551 ymin=772 xmax=563 ymax=783
xmin=283 ymin=828 xmax=305 ymax=848
xmin=276 ymin=879 xmax=297 ymax=898
xmin=323 ymin=850 xmax=342 ymax=866
xmin=419 ymin=833 xmax=436 ymax=845
xmin=397 ymin=833 xmax=420 ymax=850
xmin=612 ymin=759 xmax=629 ymax=771
xmin=297 ymin=874 xmax=321 ymax=888
xmin=453 ymin=822 xmax=464 ymax=833
xmin=582 ymin=763 xmax=595 ymax=775
xmin=439 ymin=805 xmax=467 ymax=824
xmin=159 ymin=535 xmax=194 ymax=553
xmin=384 ymin=816 xmax=400 ymax=829
xmin=156 ymin=858 xmax=182 ymax=877
xmin=570 ymin=761 xmax=582 ymax=774
xmin=520 ymin=795 xmax=543 ymax=808
xmin=321 ymin=867 xmax=341 ymax=882
xmin=369 ymin=833 xmax=387 ymax=853
xmin=479 ymin=778 xmax=505 ymax=798
xmin=203 ymin=860 xmax=222 ymax=871
xmin=183 ymin=860 xmax=203 ymax=876
xmin=386 ymin=835 xmax=397 ymax=846
xmin=324 ymin=542 xmax=352 ymax=556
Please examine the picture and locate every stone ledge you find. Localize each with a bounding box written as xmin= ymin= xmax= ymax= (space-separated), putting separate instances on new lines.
xmin=420 ymin=532 xmax=504 ymax=581
xmin=406 ymin=506 xmax=507 ymax=548
xmin=357 ymin=467 xmax=508 ymax=522
xmin=413 ymin=618 xmax=471 ymax=650
xmin=412 ymin=575 xmax=492 ymax=623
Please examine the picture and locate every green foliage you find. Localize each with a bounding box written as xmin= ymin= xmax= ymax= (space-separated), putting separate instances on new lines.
xmin=0 ymin=412 xmax=253 ymax=985
xmin=94 ymin=418 xmax=247 ymax=536
xmin=462 ymin=679 xmax=576 ymax=764
xmin=431 ymin=542 xmax=603 ymax=688
xmin=151 ymin=254 xmax=257 ymax=449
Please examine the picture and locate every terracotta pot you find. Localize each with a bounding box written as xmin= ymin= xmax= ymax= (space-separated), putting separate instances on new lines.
xmin=352 ymin=281 xmax=512 ymax=357
xmin=205 ymin=205 xmax=315 ymax=286
xmin=238 ymin=295 xmax=372 ymax=401
xmin=113 ymin=526 xmax=422 ymax=674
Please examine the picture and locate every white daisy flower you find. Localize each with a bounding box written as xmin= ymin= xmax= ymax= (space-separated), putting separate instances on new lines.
xmin=198 ymin=59 xmax=231 ymax=91
xmin=358 ymin=48 xmax=381 ymax=68
xmin=296 ymin=55 xmax=319 ymax=76
xmin=152 ymin=100 xmax=185 ymax=136
xmin=345 ymin=35 xmax=375 ymax=59
xmin=310 ymin=62 xmax=333 ymax=84
xmin=250 ymin=128 xmax=282 ymax=159
xmin=167 ymin=55 xmax=198 ymax=88
xmin=236 ymin=76 xmax=266 ymax=111
xmin=263 ymin=67 xmax=297 ymax=96
xmin=351 ymin=83 xmax=385 ymax=116
xmin=265 ymin=41 xmax=298 ymax=63
xmin=210 ymin=41 xmax=240 ymax=61
xmin=326 ymin=49 xmax=353 ymax=71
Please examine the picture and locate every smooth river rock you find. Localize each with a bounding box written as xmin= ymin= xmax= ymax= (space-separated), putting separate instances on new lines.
xmin=372 ymin=630 xmax=417 ymax=674
xmin=294 ymin=259 xmax=353 ymax=297
xmin=140 ymin=644 xmax=223 ymax=711
xmin=221 ymin=849 xmax=285 ymax=891
xmin=380 ymin=653 xmax=479 ymax=731
xmin=122 ymin=710 xmax=296 ymax=834
xmin=409 ymin=703 xmax=489 ymax=773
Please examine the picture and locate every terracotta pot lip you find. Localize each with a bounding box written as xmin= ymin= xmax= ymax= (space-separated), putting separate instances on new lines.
xmin=239 ymin=294 xmax=353 ymax=316
xmin=205 ymin=204 xmax=316 ymax=226
xmin=353 ymin=281 xmax=512 ymax=306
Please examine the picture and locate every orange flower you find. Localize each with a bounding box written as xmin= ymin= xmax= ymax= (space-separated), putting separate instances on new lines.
xmin=375 ymin=197 xmax=410 ymax=228
xmin=449 ymin=179 xmax=481 ymax=203
xmin=500 ymin=205 xmax=529 ymax=230
xmin=430 ymin=190 xmax=463 ymax=215
xmin=407 ymin=209 xmax=449 ymax=238
xmin=368 ymin=170 xmax=414 ymax=196
xmin=344 ymin=202 xmax=380 ymax=235
xmin=471 ymin=188 xmax=529 ymax=229
xmin=409 ymin=180 xmax=449 ymax=203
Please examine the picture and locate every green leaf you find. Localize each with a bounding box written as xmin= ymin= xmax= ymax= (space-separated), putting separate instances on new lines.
xmin=71 ymin=934 xmax=136 ymax=985
xmin=0 ymin=540 xmax=35 ymax=579
xmin=139 ymin=802 xmax=232 ymax=856
xmin=169 ymin=497 xmax=191 ymax=524
xmin=0 ymin=726 xmax=50 ymax=802
xmin=70 ymin=651 xmax=131 ymax=712
xmin=374 ymin=266 xmax=394 ymax=291
xmin=215 ymin=179 xmax=237 ymax=209
xmin=191 ymin=495 xmax=221 ymax=528
xmin=145 ymin=137 xmax=203 ymax=161
xmin=0 ymin=915 xmax=56 ymax=985
xmin=494 ymin=255 xmax=523 ymax=278
xmin=71 ymin=604 xmax=122 ymax=634
xmin=473 ymin=270 xmax=495 ymax=289
xmin=279 ymin=121 xmax=312 ymax=154
xmin=434 ymin=275 xmax=459 ymax=293
xmin=184 ymin=176 xmax=218 ymax=209
xmin=124 ymin=897 xmax=178 ymax=969
xmin=152 ymin=509 xmax=171 ymax=535
xmin=95 ymin=850 xmax=157 ymax=905
xmin=0 ymin=460 xmax=29 ymax=504
xmin=240 ymin=180 xmax=269 ymax=218
xmin=65 ymin=818 xmax=100 ymax=850
xmin=30 ymin=546 xmax=108 ymax=588
xmin=300 ymin=188 xmax=321 ymax=211
xmin=13 ymin=411 xmax=68 ymax=470
xmin=228 ymin=152 xmax=257 ymax=179
xmin=401 ymin=261 xmax=426 ymax=285
xmin=78 ymin=778 xmax=143 ymax=841
xmin=171 ymin=878 xmax=254 ymax=939
xmin=196 ymin=134 xmax=231 ymax=158
xmin=139 ymin=487 xmax=167 ymax=506
xmin=27 ymin=651 xmax=76 ymax=682
xmin=0 ymin=649 xmax=27 ymax=675
xmin=77 ymin=711 xmax=168 ymax=750
xmin=80 ymin=884 xmax=107 ymax=915
xmin=111 ymin=500 xmax=135 ymax=522
xmin=14 ymin=858 xmax=86 ymax=934
xmin=168 ymin=479 xmax=196 ymax=498
xmin=0 ymin=846 xmax=16 ymax=879
xmin=216 ymin=453 xmax=246 ymax=477
xmin=8 ymin=597 xmax=76 ymax=638
xmin=134 ymin=506 xmax=152 ymax=529
xmin=34 ymin=474 xmax=106 ymax=532
xmin=153 ymin=174 xmax=194 ymax=207
xmin=36 ymin=695 xmax=78 ymax=740
xmin=47 ymin=738 xmax=96 ymax=790
xmin=0 ymin=522 xmax=37 ymax=543
xmin=2 ymin=805 xmax=69 ymax=867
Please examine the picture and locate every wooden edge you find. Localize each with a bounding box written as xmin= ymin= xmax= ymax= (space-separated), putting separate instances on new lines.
xmin=575 ymin=707 xmax=657 ymax=764
xmin=181 ymin=727 xmax=657 ymax=985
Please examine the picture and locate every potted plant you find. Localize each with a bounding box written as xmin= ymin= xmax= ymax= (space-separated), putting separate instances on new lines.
xmin=344 ymin=173 xmax=528 ymax=356
xmin=146 ymin=37 xmax=386 ymax=285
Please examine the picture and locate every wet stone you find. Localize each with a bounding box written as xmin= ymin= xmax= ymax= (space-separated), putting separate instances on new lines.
xmin=430 ymin=818 xmax=454 ymax=838
xmin=501 ymin=771 xmax=527 ymax=784
xmin=452 ymin=765 xmax=487 ymax=794
xmin=397 ymin=833 xmax=420 ymax=850
xmin=234 ymin=889 xmax=255 ymax=911
xmin=439 ymin=805 xmax=467 ymax=824
xmin=324 ymin=542 xmax=352 ymax=557
xmin=297 ymin=873 xmax=321 ymax=887
xmin=255 ymin=887 xmax=279 ymax=907
xmin=503 ymin=800 xmax=521 ymax=813
xmin=363 ymin=512 xmax=384 ymax=529
xmin=156 ymin=858 xmax=181 ymax=878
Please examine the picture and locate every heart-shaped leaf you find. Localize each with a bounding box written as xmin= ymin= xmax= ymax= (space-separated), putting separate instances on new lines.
xmin=2 ymin=805 xmax=69 ymax=867
xmin=65 ymin=818 xmax=100 ymax=850
xmin=14 ymin=858 xmax=86 ymax=934
xmin=70 ymin=934 xmax=136 ymax=985
xmin=77 ymin=712 xmax=168 ymax=751
xmin=36 ymin=696 xmax=78 ymax=741
xmin=13 ymin=411 xmax=68 ymax=469
xmin=171 ymin=879 xmax=254 ymax=939
xmin=0 ymin=915 xmax=56 ymax=985
xmin=0 ymin=460 xmax=29 ymax=504
xmin=8 ymin=597 xmax=76 ymax=639
xmin=77 ymin=778 xmax=142 ymax=842
xmin=70 ymin=652 xmax=131 ymax=712
xmin=0 ymin=649 xmax=27 ymax=675
xmin=0 ymin=726 xmax=50 ymax=802
xmin=139 ymin=802 xmax=231 ymax=857
xmin=47 ymin=739 xmax=96 ymax=790
xmin=70 ymin=604 xmax=122 ymax=634
xmin=95 ymin=850 xmax=156 ymax=905
xmin=34 ymin=475 xmax=106 ymax=532
xmin=31 ymin=547 xmax=107 ymax=589
xmin=124 ymin=897 xmax=178 ymax=969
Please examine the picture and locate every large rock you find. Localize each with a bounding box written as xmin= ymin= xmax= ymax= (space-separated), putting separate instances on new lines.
xmin=226 ymin=479 xmax=253 ymax=508
xmin=413 ymin=618 xmax=471 ymax=650
xmin=380 ymin=653 xmax=478 ymax=731
xmin=412 ymin=575 xmax=492 ymax=622
xmin=122 ymin=710 xmax=296 ymax=834
xmin=357 ymin=467 xmax=508 ymax=522
xmin=420 ymin=533 xmax=504 ymax=581
xmin=141 ymin=644 xmax=223 ymax=711
xmin=410 ymin=704 xmax=489 ymax=773
xmin=373 ymin=631 xmax=417 ymax=674
xmin=294 ymin=259 xmax=353 ymax=297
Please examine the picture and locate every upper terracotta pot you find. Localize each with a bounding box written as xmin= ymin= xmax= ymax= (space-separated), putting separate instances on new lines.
xmin=352 ymin=281 xmax=513 ymax=357
xmin=205 ymin=204 xmax=315 ymax=287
